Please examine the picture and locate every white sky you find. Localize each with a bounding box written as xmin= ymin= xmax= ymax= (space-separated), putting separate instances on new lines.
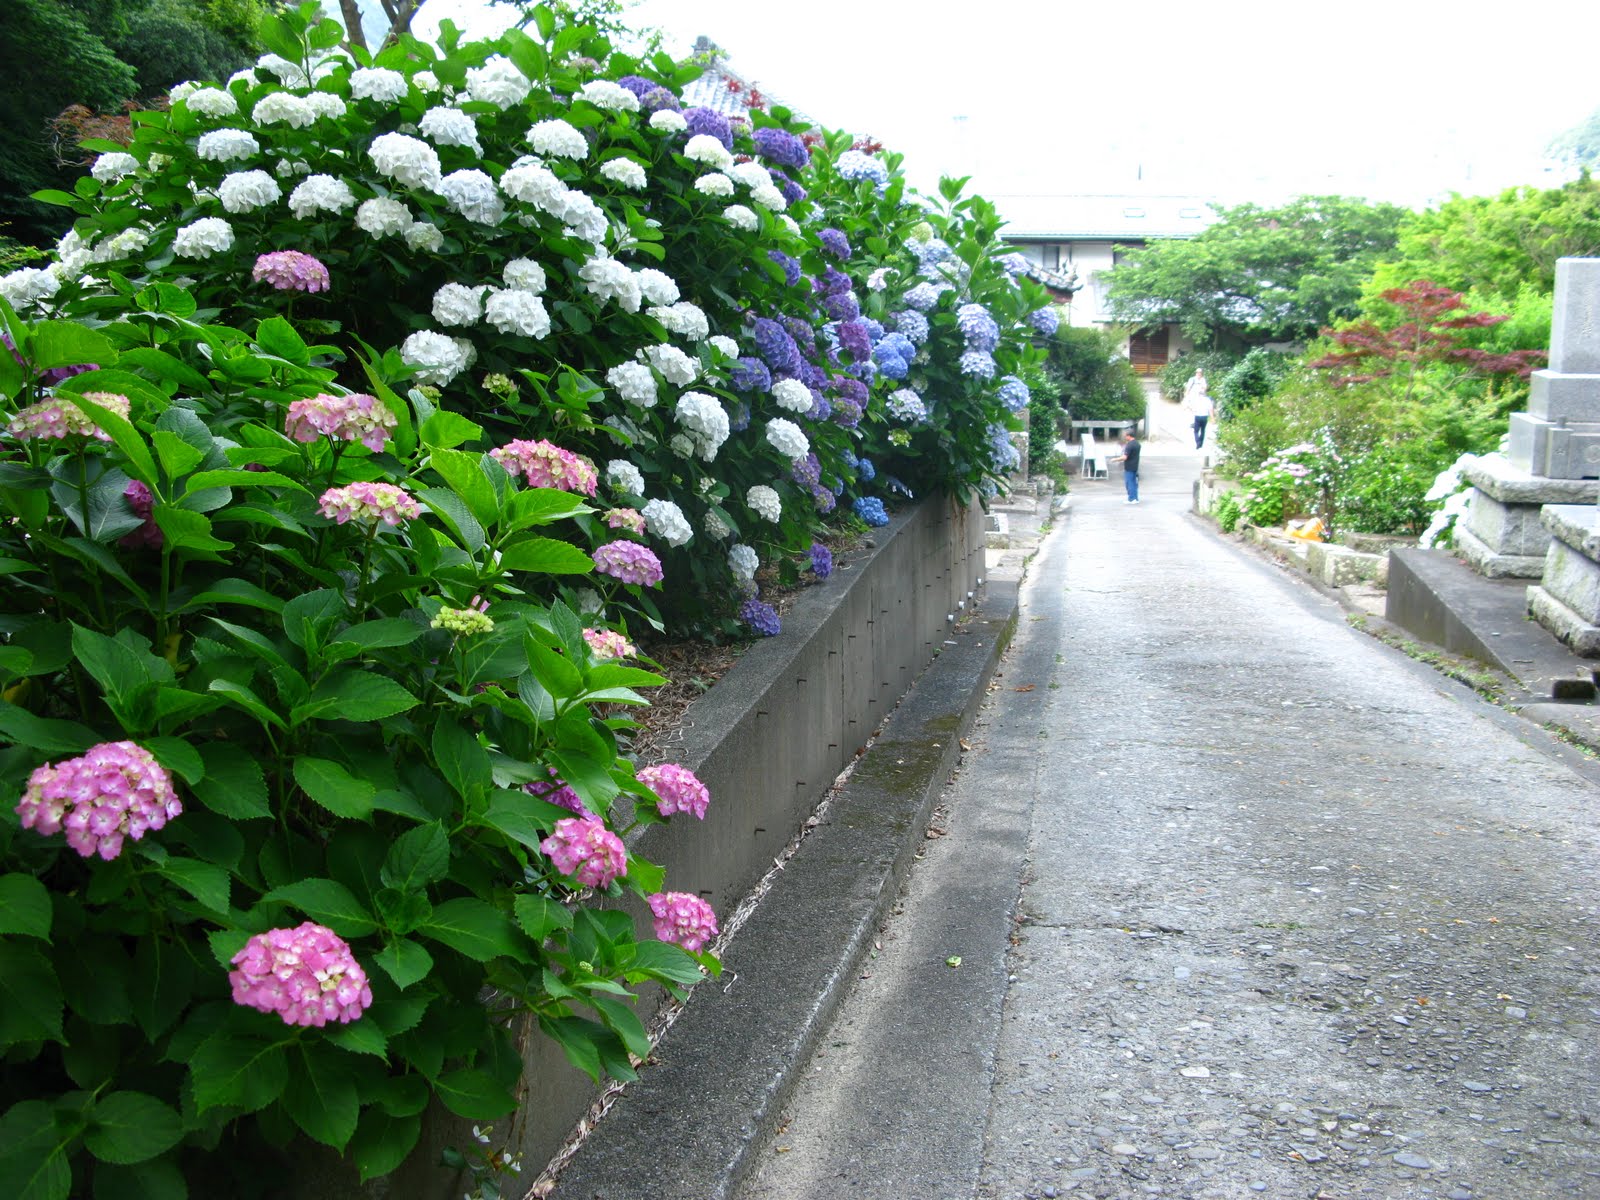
xmin=415 ymin=0 xmax=1600 ymax=211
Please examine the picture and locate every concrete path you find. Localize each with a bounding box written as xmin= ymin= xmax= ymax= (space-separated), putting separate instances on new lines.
xmin=739 ymin=453 xmax=1600 ymax=1199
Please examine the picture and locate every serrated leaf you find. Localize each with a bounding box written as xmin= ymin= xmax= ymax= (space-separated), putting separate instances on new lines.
xmin=348 ymin=1109 xmax=420 ymax=1184
xmin=143 ymin=736 xmax=203 ymax=784
xmin=265 ymin=878 xmax=378 ymax=937
xmin=189 ymin=1032 xmax=289 ymax=1114
xmin=192 ymin=742 xmax=271 ymax=819
xmin=0 ymin=1099 xmax=72 ymax=1200
xmin=0 ymin=942 xmax=62 ymax=1046
xmin=416 ymin=897 xmax=521 ymax=962
xmin=513 ymin=893 xmax=573 ymax=942
xmin=283 ymin=1047 xmax=359 ymax=1148
xmin=380 ymin=823 xmax=449 ymax=890
xmin=0 ymin=875 xmax=52 ymax=939
xmin=433 ymin=1067 xmax=516 ymax=1120
xmin=293 ymin=757 xmax=376 ymax=819
xmin=326 ymin=1017 xmax=387 ymax=1059
xmin=84 ymin=1093 xmax=182 ymax=1165
xmin=155 ymin=857 xmax=230 ymax=915
xmin=0 ymin=702 xmax=98 ymax=755
xmin=296 ymin=672 xmax=419 ymax=724
xmin=372 ymin=938 xmax=433 ymax=990
xmin=500 ymin=536 xmax=595 ymax=575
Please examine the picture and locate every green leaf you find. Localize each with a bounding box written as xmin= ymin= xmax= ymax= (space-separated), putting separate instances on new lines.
xmin=0 ymin=702 xmax=97 ymax=755
xmin=154 ymin=857 xmax=230 ymax=915
xmin=293 ymin=756 xmax=376 ymax=820
xmin=0 ymin=1100 xmax=72 ymax=1200
xmin=143 ymin=736 xmax=203 ymax=784
xmin=29 ymin=321 xmax=117 ymax=371
xmin=527 ymin=637 xmax=583 ymax=695
xmin=51 ymin=464 xmax=144 ymax=544
xmin=92 ymin=1158 xmax=187 ymax=1200
xmin=57 ymin=388 xmax=159 ymax=486
xmin=499 ymin=536 xmax=595 ymax=575
xmin=428 ymin=448 xmax=498 ymax=526
xmin=84 ymin=1093 xmax=182 ymax=1165
xmin=431 ymin=719 xmax=491 ymax=800
xmin=327 ymin=1018 xmax=388 ymax=1059
xmin=177 ymin=577 xmax=285 ymax=615
xmin=264 ymin=878 xmax=378 ymax=937
xmin=434 ymin=1067 xmax=516 ymax=1121
xmin=479 ymin=790 xmax=557 ymax=851
xmin=380 ymin=823 xmax=449 ymax=890
xmin=506 ymin=486 xmax=589 ymax=532
xmin=418 ymin=410 xmax=483 ymax=451
xmin=626 ymin=939 xmax=707 ymax=987
xmin=0 ymin=875 xmax=52 ymax=939
xmin=206 ymin=680 xmax=286 ymax=730
xmin=589 ymin=993 xmax=651 ymax=1060
xmin=121 ymin=346 xmax=210 ymax=393
xmin=192 ymin=742 xmax=270 ymax=820
xmin=283 ymin=1047 xmax=359 ymax=1148
xmin=153 ymin=506 xmax=233 ymax=552
xmin=419 ymin=486 xmax=486 ymax=552
xmin=325 ymin=618 xmax=424 ymax=656
xmin=513 ymin=893 xmax=573 ymax=942
xmin=0 ymin=942 xmax=63 ymax=1046
xmin=294 ymin=672 xmax=419 ymax=725
xmin=185 ymin=468 xmax=303 ymax=493
xmin=372 ymin=938 xmax=433 ymax=990
xmin=348 ymin=1109 xmax=420 ymax=1184
xmin=189 ymin=1032 xmax=289 ymax=1114
xmin=255 ymin=317 xmax=309 ymax=366
xmin=416 ymin=897 xmax=522 ymax=962
xmin=151 ymin=431 xmax=207 ymax=481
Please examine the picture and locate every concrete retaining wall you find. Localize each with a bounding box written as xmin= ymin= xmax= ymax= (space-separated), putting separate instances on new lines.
xmin=296 ymin=496 xmax=986 ymax=1200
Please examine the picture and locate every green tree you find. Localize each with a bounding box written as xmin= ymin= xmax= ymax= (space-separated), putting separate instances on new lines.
xmin=1548 ymin=106 xmax=1600 ymax=170
xmin=1364 ymin=174 xmax=1600 ymax=305
xmin=1103 ymin=195 xmax=1409 ymax=347
xmin=1044 ymin=325 xmax=1146 ymax=422
xmin=114 ymin=0 xmax=258 ymax=94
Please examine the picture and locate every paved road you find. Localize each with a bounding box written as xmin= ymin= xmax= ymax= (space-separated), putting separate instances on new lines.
xmin=740 ymin=453 xmax=1600 ymax=1200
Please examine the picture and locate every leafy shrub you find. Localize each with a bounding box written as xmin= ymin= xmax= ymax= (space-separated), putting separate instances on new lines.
xmin=1045 ymin=325 xmax=1144 ymax=422
xmin=1217 ymin=347 xmax=1295 ymax=417
xmin=1339 ymin=445 xmax=1436 ymax=534
xmin=1158 ymin=349 xmax=1237 ymax=402
xmin=1211 ymin=488 xmax=1242 ymax=532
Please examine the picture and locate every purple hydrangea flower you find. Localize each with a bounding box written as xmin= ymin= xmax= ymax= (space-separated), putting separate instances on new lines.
xmin=891 ymin=309 xmax=930 ymax=344
xmin=791 ymin=452 xmax=822 ymax=488
xmin=684 ymin=106 xmax=733 ymax=149
xmin=819 ymin=267 xmax=853 ymax=296
xmin=642 ymin=86 xmax=681 ymax=113
xmin=771 ymin=169 xmax=807 ymax=206
xmin=807 ymin=389 xmax=831 ymax=421
xmin=818 ymin=227 xmax=851 ymax=259
xmin=956 ymin=303 xmax=1000 ymax=351
xmin=616 ymin=75 xmax=656 ymax=100
xmin=752 ymin=127 xmax=809 ymax=170
xmin=730 ymin=355 xmax=772 ymax=393
xmin=830 ymin=396 xmax=862 ymax=427
xmin=797 ymin=359 xmax=828 ymax=389
xmin=837 ymin=320 xmax=872 ymax=361
xmin=810 ymin=483 xmax=836 ymax=513
xmin=822 ymin=290 xmax=860 ymax=321
xmin=740 ymin=597 xmax=782 ymax=636
xmin=853 ymin=496 xmax=889 ymax=527
xmin=751 ymin=317 xmax=802 ymax=375
xmin=780 ymin=314 xmax=816 ymax=349
xmin=767 ymin=249 xmax=801 ymax=286
xmin=997 ymin=375 xmax=1031 ymax=412
xmin=904 ymin=282 xmax=944 ymax=311
xmin=1029 ymin=306 xmax=1061 ymax=335
xmin=729 ymin=401 xmax=751 ymax=432
xmin=831 ymin=377 xmax=869 ymax=406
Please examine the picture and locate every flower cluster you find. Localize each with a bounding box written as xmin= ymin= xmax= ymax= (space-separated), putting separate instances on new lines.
xmin=229 ymin=922 xmax=372 ymax=1027
xmin=809 ymin=542 xmax=833 ymax=578
xmin=16 ymin=741 xmax=181 ymax=860
xmin=8 ymin=391 xmax=129 ymax=442
xmin=285 ymin=392 xmax=395 ymax=450
xmin=491 ymin=439 xmax=599 ymax=495
xmin=431 ymin=605 xmax=495 ymax=636
xmin=593 ymin=540 xmax=664 ymax=586
xmin=540 ymin=816 xmax=627 ymax=887
xmin=647 ymin=892 xmax=719 ymax=952
xmin=853 ymin=496 xmax=889 ymax=527
xmin=739 ymin=597 xmax=781 ymax=636
xmin=318 ymin=482 xmax=421 ymax=526
xmin=583 ymin=627 xmax=636 ymax=659
xmin=636 ymin=763 xmax=711 ymax=819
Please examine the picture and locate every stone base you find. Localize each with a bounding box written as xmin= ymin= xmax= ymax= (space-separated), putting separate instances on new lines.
xmin=1527 ymin=585 xmax=1600 ymax=657
xmin=1453 ymin=523 xmax=1546 ymax=579
xmin=1305 ymin=541 xmax=1387 ymax=587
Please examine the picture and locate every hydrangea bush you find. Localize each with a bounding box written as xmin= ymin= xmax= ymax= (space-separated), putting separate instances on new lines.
xmin=0 ymin=2 xmax=1045 ymax=1192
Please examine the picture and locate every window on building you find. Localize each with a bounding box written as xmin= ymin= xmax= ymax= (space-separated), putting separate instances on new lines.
xmin=1126 ymin=329 xmax=1170 ymax=376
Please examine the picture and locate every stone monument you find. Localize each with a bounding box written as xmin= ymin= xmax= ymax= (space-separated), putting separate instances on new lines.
xmin=1524 ymin=259 xmax=1600 ymax=652
xmin=1455 ymin=258 xmax=1600 ymax=577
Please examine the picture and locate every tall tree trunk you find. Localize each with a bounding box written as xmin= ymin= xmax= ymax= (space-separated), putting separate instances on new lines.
xmin=337 ymin=0 xmax=368 ymax=50
xmin=378 ymin=0 xmax=420 ymax=46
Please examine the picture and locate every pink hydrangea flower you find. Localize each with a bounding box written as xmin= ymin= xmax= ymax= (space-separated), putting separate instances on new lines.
xmin=604 ymin=507 xmax=646 ymax=534
xmin=229 ymin=922 xmax=372 ymax=1027
xmin=647 ymin=891 xmax=719 ymax=952
xmin=592 ymin=540 xmax=663 ymax=586
xmin=318 ymin=481 xmax=420 ymax=526
xmin=252 ymin=250 xmax=331 ymax=292
xmin=285 ymin=392 xmax=396 ymax=451
xmin=582 ymin=627 xmax=636 ymax=660
xmin=119 ymin=479 xmax=163 ymax=549
xmin=8 ymin=391 xmax=130 ymax=442
xmin=525 ymin=766 xmax=586 ymax=814
xmin=637 ymin=763 xmax=710 ymax=819
xmin=16 ymin=740 xmax=181 ymax=861
xmin=540 ymin=815 xmax=627 ymax=887
xmin=490 ymin=438 xmax=599 ymax=495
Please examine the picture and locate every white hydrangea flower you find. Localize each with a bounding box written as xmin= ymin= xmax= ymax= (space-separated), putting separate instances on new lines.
xmin=772 ymin=379 xmax=812 ymax=413
xmin=252 ymin=92 xmax=316 ymax=129
xmin=599 ymin=158 xmax=647 ymax=189
xmin=440 ymin=169 xmax=505 ymax=225
xmin=868 ymin=267 xmax=895 ymax=291
xmin=747 ymin=485 xmax=781 ymax=522
xmin=549 ymin=189 xmax=606 ymax=243
xmin=500 ymin=161 xmax=565 ymax=208
xmin=728 ymin=543 xmax=758 ymax=581
xmin=729 ymin=162 xmax=773 ymax=190
xmin=579 ymin=255 xmax=642 ymax=313
xmin=649 ymin=109 xmax=687 ymax=134
xmin=432 ymin=283 xmax=485 ymax=327
xmin=708 ymin=335 xmax=740 ymax=358
xmin=90 ymin=152 xmax=139 ymax=182
xmin=401 ymin=330 xmax=471 ymax=386
xmin=196 ymin=129 xmax=259 ymax=163
xmin=644 ymin=344 xmax=697 ymax=386
xmin=184 ymin=87 xmax=237 ymax=117
xmin=368 ymin=132 xmax=443 ymax=191
xmin=467 ymin=56 xmax=531 ymax=108
xmin=503 ymin=258 xmax=546 ymax=293
xmin=766 ymin=418 xmax=809 ymax=461
xmin=93 ymin=227 xmax=150 ymax=263
xmin=305 ymin=92 xmax=346 ymax=121
xmin=404 ymin=222 xmax=444 ymax=252
xmin=356 ymin=196 xmax=412 ymax=237
xmin=218 ymin=169 xmax=282 ymax=213
xmin=484 ymin=289 xmax=551 ymax=338
xmin=579 ymin=80 xmax=641 ymax=112
xmin=724 ymin=204 xmax=758 ymax=231
xmin=635 ymin=269 xmax=679 ymax=306
xmin=288 ymin=174 xmax=356 ymax=219
xmin=413 ymin=70 xmax=442 ymax=93
xmin=350 ymin=67 xmax=408 ymax=103
xmin=751 ymin=184 xmax=787 ymax=211
xmin=778 ymin=214 xmax=801 ymax=236
xmin=643 ymin=498 xmax=693 ymax=546
xmin=52 ymin=230 xmax=95 ymax=282
xmin=704 ymin=510 xmax=731 ymax=540
xmin=168 ymin=81 xmax=200 ymax=104
xmin=419 ymin=107 xmax=481 ymax=153
xmin=606 ymin=459 xmax=645 ymax=495
xmin=684 ymin=134 xmax=733 ymax=169
xmin=274 ymin=158 xmax=311 ymax=178
xmin=172 ymin=217 xmax=234 ymax=259
xmin=694 ymin=173 xmax=734 ymax=197
xmin=0 ymin=268 xmax=61 ymax=311
xmin=649 ymin=302 xmax=709 ymax=340
xmin=227 ymin=68 xmax=259 ymax=88
xmin=527 ymin=118 xmax=587 ymax=159
xmin=675 ymin=392 xmax=729 ymax=461
xmin=256 ymin=53 xmax=310 ymax=87
xmin=606 ymin=361 xmax=658 ymax=408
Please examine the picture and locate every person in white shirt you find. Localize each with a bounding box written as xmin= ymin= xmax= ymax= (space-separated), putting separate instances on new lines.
xmin=1183 ymin=368 xmax=1214 ymax=449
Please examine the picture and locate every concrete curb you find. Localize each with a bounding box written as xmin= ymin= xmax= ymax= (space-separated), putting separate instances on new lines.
xmin=551 ymin=582 xmax=1020 ymax=1200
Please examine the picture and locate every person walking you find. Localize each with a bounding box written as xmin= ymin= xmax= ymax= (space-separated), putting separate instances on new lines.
xmin=1112 ymin=429 xmax=1141 ymax=502
xmin=1183 ymin=368 xmax=1214 ymax=449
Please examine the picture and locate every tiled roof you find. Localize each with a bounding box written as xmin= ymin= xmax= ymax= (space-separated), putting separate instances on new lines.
xmin=994 ymin=194 xmax=1221 ymax=241
xmin=679 ymin=39 xmax=813 ymax=125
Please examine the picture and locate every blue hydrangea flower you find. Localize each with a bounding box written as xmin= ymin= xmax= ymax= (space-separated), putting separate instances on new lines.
xmin=903 ymin=282 xmax=944 ymax=312
xmin=730 ymin=356 xmax=772 ymax=393
xmin=891 ymin=310 xmax=930 ymax=345
xmin=887 ymin=388 xmax=927 ymax=421
xmin=809 ymin=542 xmax=833 ymax=578
xmin=848 ymin=359 xmax=878 ymax=383
xmin=997 ymin=375 xmax=1031 ymax=412
xmin=861 ymin=317 xmax=885 ymax=340
xmin=751 ymin=317 xmax=802 ymax=375
xmin=771 ymin=169 xmax=807 ymax=206
xmin=684 ymin=106 xmax=733 ymax=149
xmin=753 ymin=127 xmax=810 ymax=170
xmin=819 ymin=267 xmax=853 ymax=296
xmin=988 ymin=423 xmax=1021 ymax=473
xmin=823 ymin=290 xmax=860 ymax=321
xmin=856 ymin=456 xmax=876 ymax=482
xmin=874 ymin=352 xmax=909 ymax=380
xmin=836 ymin=149 xmax=890 ymax=188
xmin=878 ymin=332 xmax=916 ymax=361
xmin=956 ymin=303 xmax=1000 ymax=351
xmin=1029 ymin=306 xmax=1060 ymax=335
xmin=853 ymin=496 xmax=889 ymax=527
xmin=818 ymin=228 xmax=851 ymax=259
xmin=729 ymin=401 xmax=751 ymax=432
xmin=767 ymin=249 xmax=801 ymax=287
xmin=740 ymin=598 xmax=782 ymax=636
xmin=960 ymin=350 xmax=997 ymax=379
xmin=999 ymin=252 xmax=1032 ymax=277
xmin=909 ymin=238 xmax=953 ymax=267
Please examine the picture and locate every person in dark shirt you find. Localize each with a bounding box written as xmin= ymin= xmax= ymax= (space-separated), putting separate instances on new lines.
xmin=1113 ymin=430 xmax=1141 ymax=502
